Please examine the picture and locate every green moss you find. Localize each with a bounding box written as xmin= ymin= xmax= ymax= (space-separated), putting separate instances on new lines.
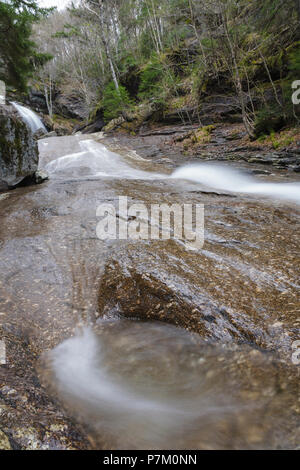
xmin=89 ymin=101 xmax=103 ymax=122
xmin=256 ymin=127 xmax=297 ymax=148
xmin=269 ymin=130 xmax=295 ymax=148
xmin=192 ymin=125 xmax=216 ymax=144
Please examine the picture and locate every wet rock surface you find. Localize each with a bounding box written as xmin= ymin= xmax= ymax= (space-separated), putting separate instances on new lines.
xmin=0 ymin=177 xmax=110 ymax=449
xmin=96 ymin=190 xmax=299 ymax=361
xmin=0 ymin=329 xmax=89 ymax=450
xmin=0 ymin=133 xmax=299 ymax=449
xmin=42 ymin=320 xmax=300 ymax=450
xmin=34 ymin=170 xmax=49 ymax=185
xmin=104 ymin=123 xmax=300 ymax=172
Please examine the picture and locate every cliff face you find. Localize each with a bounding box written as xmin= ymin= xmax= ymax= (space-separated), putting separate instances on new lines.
xmin=0 ymin=104 xmax=39 ymax=189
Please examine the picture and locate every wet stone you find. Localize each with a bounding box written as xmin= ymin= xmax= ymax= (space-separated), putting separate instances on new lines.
xmin=0 ymin=132 xmax=299 ymax=449
xmin=0 ymin=429 xmax=11 ymax=450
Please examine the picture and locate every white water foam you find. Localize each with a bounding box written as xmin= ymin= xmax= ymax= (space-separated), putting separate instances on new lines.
xmin=173 ymin=163 xmax=300 ymax=204
xmin=45 ymin=140 xmax=163 ymax=180
xmin=49 ymin=324 xmax=244 ymax=449
xmin=44 ymin=137 xmax=300 ymax=204
xmin=52 ymin=328 xmax=186 ymax=415
xmin=11 ymin=102 xmax=46 ymax=134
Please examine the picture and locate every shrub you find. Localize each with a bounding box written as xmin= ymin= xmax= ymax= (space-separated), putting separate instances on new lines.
xmin=138 ymin=56 xmax=164 ymax=100
xmin=138 ymin=55 xmax=181 ymax=114
xmin=254 ymin=105 xmax=286 ymax=136
xmin=255 ymin=45 xmax=300 ymax=137
xmin=102 ymin=82 xmax=133 ymax=122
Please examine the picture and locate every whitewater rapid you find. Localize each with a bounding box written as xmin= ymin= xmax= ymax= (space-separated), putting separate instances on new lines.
xmin=45 ymin=139 xmax=163 ymax=179
xmin=41 ymin=135 xmax=300 ymax=204
xmin=173 ymin=163 xmax=300 ymax=204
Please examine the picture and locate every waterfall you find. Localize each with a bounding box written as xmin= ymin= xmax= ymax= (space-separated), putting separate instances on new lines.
xmin=44 ymin=139 xmax=164 ymax=179
xmin=11 ymin=102 xmax=47 ymax=134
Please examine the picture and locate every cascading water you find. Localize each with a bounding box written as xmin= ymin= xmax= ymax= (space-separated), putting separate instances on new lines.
xmin=2 ymin=129 xmax=299 ymax=449
xmin=41 ymin=135 xmax=300 ymax=203
xmin=173 ymin=163 xmax=300 ymax=204
xmin=44 ymin=139 xmax=164 ymax=179
xmin=11 ymin=101 xmax=47 ymax=134
xmin=44 ymin=319 xmax=296 ymax=449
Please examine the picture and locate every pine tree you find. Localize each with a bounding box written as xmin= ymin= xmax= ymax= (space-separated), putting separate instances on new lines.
xmin=0 ymin=0 xmax=51 ymax=92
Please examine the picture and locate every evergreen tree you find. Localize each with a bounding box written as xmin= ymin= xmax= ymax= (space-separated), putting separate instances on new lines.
xmin=29 ymin=0 xmax=300 ymax=135
xmin=0 ymin=0 xmax=51 ymax=92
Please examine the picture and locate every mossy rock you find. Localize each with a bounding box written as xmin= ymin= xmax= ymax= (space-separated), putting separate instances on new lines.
xmin=103 ymin=103 xmax=154 ymax=134
xmin=0 ymin=104 xmax=39 ymax=186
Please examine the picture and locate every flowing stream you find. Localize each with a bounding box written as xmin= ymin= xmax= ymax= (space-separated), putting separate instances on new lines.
xmin=173 ymin=163 xmax=300 ymax=204
xmin=45 ymin=138 xmax=164 ymax=180
xmin=0 ymin=131 xmax=299 ymax=449
xmin=11 ymin=101 xmax=47 ymax=134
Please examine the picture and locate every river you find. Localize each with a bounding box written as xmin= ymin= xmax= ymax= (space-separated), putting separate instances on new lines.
xmin=0 ymin=132 xmax=299 ymax=449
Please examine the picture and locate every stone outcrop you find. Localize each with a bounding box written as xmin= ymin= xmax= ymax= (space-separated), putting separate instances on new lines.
xmin=54 ymin=93 xmax=87 ymax=121
xmin=73 ymin=108 xmax=105 ymax=135
xmin=42 ymin=113 xmax=82 ymax=136
xmin=0 ymin=104 xmax=39 ymax=189
xmin=26 ymin=88 xmax=87 ymax=121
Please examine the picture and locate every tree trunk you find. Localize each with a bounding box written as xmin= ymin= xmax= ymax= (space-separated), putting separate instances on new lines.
xmin=98 ymin=1 xmax=120 ymax=92
xmin=44 ymin=77 xmax=53 ymax=120
xmin=85 ymin=1 xmax=120 ymax=92
xmin=220 ymin=1 xmax=255 ymax=138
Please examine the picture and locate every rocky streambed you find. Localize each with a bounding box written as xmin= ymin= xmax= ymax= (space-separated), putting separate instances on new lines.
xmin=0 ymin=131 xmax=299 ymax=449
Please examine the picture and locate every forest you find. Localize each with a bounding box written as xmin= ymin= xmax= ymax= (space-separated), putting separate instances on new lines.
xmin=1 ymin=0 xmax=300 ymax=139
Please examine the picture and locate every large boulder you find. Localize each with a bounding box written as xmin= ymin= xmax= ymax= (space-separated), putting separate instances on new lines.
xmin=161 ymin=95 xmax=244 ymax=126
xmin=74 ymin=110 xmax=105 ymax=135
xmin=54 ymin=93 xmax=87 ymax=121
xmin=25 ymin=89 xmax=48 ymax=114
xmin=0 ymin=104 xmax=39 ymax=188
